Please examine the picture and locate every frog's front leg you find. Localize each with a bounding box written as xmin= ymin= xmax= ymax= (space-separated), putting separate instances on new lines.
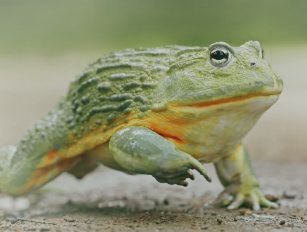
xmin=214 ymin=145 xmax=278 ymax=210
xmin=109 ymin=126 xmax=211 ymax=186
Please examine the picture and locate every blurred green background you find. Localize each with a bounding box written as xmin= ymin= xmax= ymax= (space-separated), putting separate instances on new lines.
xmin=0 ymin=0 xmax=306 ymax=55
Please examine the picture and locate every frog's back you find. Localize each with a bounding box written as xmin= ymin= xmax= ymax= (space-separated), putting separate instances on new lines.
xmin=66 ymin=46 xmax=196 ymax=136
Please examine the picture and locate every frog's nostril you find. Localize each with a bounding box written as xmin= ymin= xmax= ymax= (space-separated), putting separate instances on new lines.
xmin=250 ymin=62 xmax=256 ymax=67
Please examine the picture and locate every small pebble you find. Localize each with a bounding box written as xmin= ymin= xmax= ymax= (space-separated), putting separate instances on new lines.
xmin=39 ymin=228 xmax=50 ymax=232
xmin=279 ymin=220 xmax=286 ymax=225
xmin=163 ymin=199 xmax=170 ymax=205
xmin=64 ymin=218 xmax=76 ymax=223
xmin=265 ymin=194 xmax=279 ymax=202
xmin=217 ymin=218 xmax=223 ymax=224
xmin=282 ymin=191 xmax=296 ymax=199
xmin=239 ymin=209 xmax=253 ymax=216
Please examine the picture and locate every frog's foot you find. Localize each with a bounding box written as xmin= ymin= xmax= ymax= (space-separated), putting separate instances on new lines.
xmin=154 ymin=157 xmax=212 ymax=187
xmin=216 ymin=184 xmax=279 ymax=210
xmin=154 ymin=170 xmax=195 ymax=187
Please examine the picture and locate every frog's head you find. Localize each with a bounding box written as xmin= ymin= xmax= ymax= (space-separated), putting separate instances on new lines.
xmin=157 ymin=41 xmax=283 ymax=111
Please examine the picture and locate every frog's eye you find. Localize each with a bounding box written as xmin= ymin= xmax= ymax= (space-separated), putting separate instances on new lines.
xmin=209 ymin=47 xmax=232 ymax=67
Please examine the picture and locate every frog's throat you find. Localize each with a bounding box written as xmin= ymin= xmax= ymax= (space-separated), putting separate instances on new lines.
xmin=170 ymin=92 xmax=281 ymax=108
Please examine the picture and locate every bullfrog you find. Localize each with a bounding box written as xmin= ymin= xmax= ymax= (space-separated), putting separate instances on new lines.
xmin=0 ymin=41 xmax=283 ymax=210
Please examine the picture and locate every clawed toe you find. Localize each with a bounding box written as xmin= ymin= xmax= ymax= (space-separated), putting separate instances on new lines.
xmin=227 ymin=194 xmax=244 ymax=210
xmin=187 ymin=170 xmax=195 ymax=180
xmin=179 ymin=180 xmax=189 ymax=187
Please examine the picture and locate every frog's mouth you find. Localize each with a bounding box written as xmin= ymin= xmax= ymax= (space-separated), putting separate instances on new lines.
xmin=173 ymin=91 xmax=281 ymax=108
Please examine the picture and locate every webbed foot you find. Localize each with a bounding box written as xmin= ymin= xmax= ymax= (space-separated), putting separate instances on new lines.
xmin=214 ymin=145 xmax=279 ymax=210
xmin=216 ymin=184 xmax=278 ymax=210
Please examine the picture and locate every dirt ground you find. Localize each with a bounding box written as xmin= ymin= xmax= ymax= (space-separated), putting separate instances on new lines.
xmin=0 ymin=47 xmax=306 ymax=231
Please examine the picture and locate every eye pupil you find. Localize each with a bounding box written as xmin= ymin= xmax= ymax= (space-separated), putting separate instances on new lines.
xmin=208 ymin=45 xmax=232 ymax=67
xmin=210 ymin=50 xmax=228 ymax=60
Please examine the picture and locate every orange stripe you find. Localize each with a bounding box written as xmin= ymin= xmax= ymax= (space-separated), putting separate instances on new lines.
xmin=156 ymin=131 xmax=184 ymax=144
xmin=24 ymin=156 xmax=80 ymax=193
xmin=173 ymin=93 xmax=279 ymax=108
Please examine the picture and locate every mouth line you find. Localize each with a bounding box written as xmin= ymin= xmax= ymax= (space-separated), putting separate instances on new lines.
xmin=173 ymin=92 xmax=281 ymax=108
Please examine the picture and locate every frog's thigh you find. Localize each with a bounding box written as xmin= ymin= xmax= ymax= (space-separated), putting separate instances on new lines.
xmin=21 ymin=149 xmax=102 ymax=193
xmin=0 ymin=146 xmax=82 ymax=195
xmin=109 ymin=126 xmax=211 ymax=186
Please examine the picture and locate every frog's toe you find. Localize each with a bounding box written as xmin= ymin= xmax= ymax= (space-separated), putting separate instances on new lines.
xmin=215 ymin=183 xmax=237 ymax=205
xmin=178 ymin=180 xmax=189 ymax=187
xmin=258 ymin=190 xmax=279 ymax=209
xmin=226 ymin=194 xmax=245 ymax=210
xmin=250 ymin=192 xmax=261 ymax=211
xmin=187 ymin=170 xmax=195 ymax=180
xmin=188 ymin=157 xmax=211 ymax=182
xmin=247 ymin=189 xmax=279 ymax=210
xmin=215 ymin=189 xmax=234 ymax=207
xmin=249 ymin=190 xmax=279 ymax=210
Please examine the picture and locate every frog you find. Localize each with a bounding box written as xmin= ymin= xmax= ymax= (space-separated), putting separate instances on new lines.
xmin=0 ymin=41 xmax=283 ymax=210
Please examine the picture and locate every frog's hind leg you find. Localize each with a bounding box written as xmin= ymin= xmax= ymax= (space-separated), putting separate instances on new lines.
xmin=67 ymin=152 xmax=100 ymax=179
xmin=0 ymin=101 xmax=86 ymax=195
xmin=0 ymin=145 xmax=81 ymax=196
xmin=109 ymin=126 xmax=211 ymax=186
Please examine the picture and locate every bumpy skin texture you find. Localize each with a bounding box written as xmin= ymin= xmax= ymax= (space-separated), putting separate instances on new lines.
xmin=0 ymin=41 xmax=283 ymax=210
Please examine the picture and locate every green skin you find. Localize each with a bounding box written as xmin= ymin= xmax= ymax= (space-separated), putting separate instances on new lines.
xmin=0 ymin=41 xmax=283 ymax=210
